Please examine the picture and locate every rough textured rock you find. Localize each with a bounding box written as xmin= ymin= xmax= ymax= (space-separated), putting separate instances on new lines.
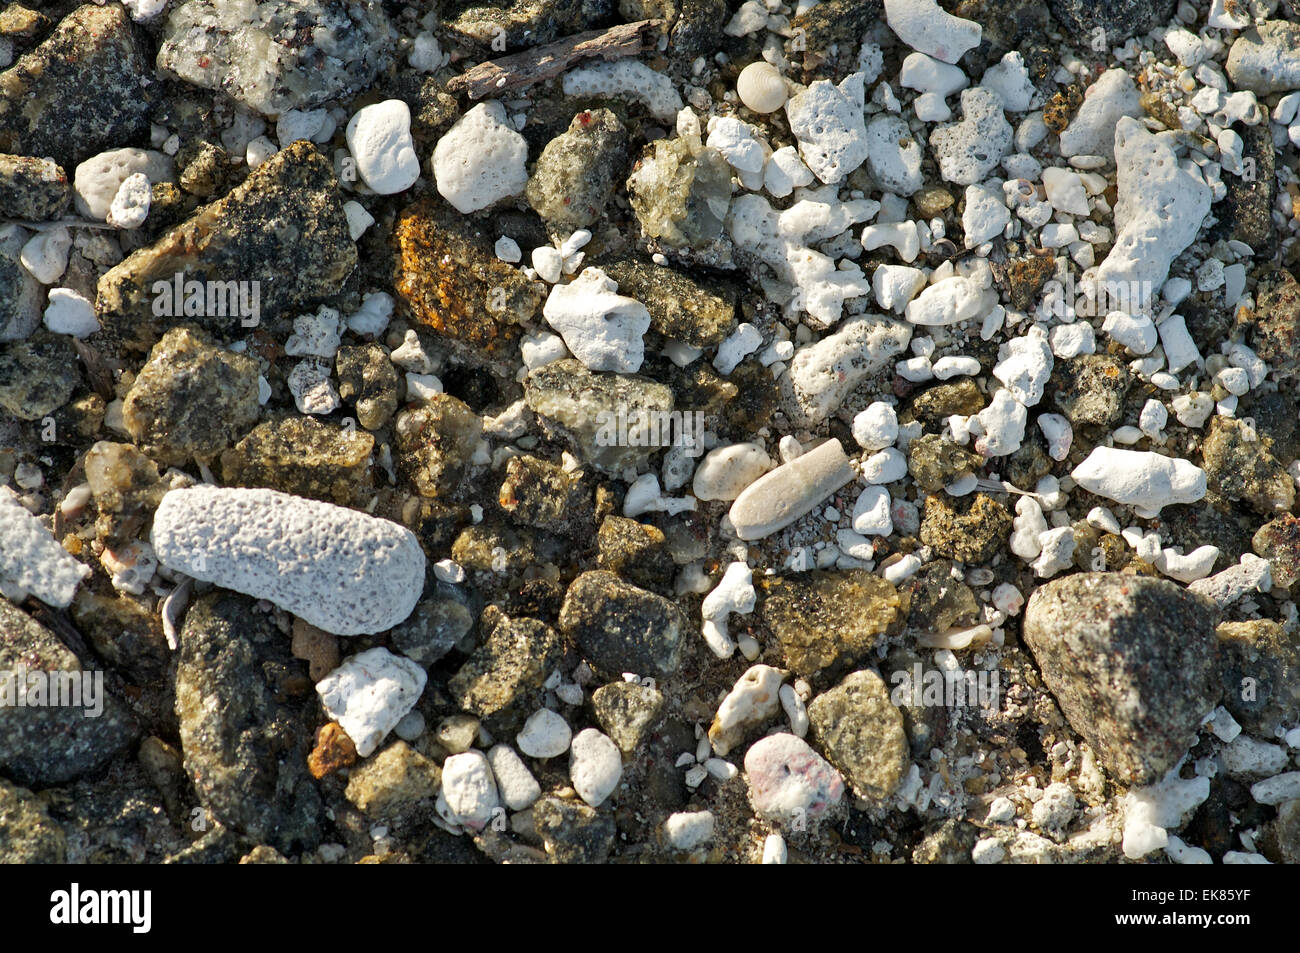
xmin=591 ymin=681 xmax=665 ymax=756
xmin=1217 ymin=619 xmax=1300 ymax=737
xmin=0 ymin=4 xmax=154 ymax=168
xmin=1200 ymin=416 xmax=1295 ymax=516
xmin=758 ymin=570 xmax=906 ymax=679
xmin=920 ymin=493 xmax=1013 ymax=565
xmin=0 ymin=224 xmax=42 ymax=342
xmin=393 ymin=394 xmax=483 ymax=499
xmin=96 ymin=141 xmax=357 ymax=355
xmin=176 ymin=591 xmax=322 ymax=852
xmin=1252 ymin=515 xmax=1300 ymax=590
xmin=532 ymin=796 xmax=616 ymax=864
xmin=0 ymin=331 xmax=79 ymax=420
xmin=1022 ymin=573 xmax=1220 ymax=785
xmin=335 ymin=343 xmax=401 ymax=432
xmin=448 ymin=611 xmax=565 ymax=736
xmin=598 ymin=258 xmax=736 ymax=349
xmin=498 ymin=454 xmax=594 ymax=537
xmin=559 ymin=571 xmax=690 ymax=678
xmin=220 ymin=416 xmax=374 ymax=506
xmin=156 ymin=0 xmax=393 ymax=116
xmin=0 ymin=778 xmax=66 ymax=863
xmin=393 ymin=200 xmax=542 ymax=372
xmin=526 ymin=109 xmax=628 ymax=229
xmin=524 ymin=358 xmax=675 ymax=474
xmin=808 ymin=670 xmax=909 ymax=803
xmin=344 ymin=740 xmax=441 ymax=824
xmin=0 ymin=598 xmax=136 ymax=789
xmin=595 ymin=516 xmax=674 ymax=592
xmin=1047 ymin=0 xmax=1176 ymax=48
xmin=627 ymin=138 xmax=732 ymax=249
xmin=0 ymin=154 xmax=71 ymax=220
xmin=123 ymin=326 xmax=261 ymax=466
xmin=1049 ymin=354 xmax=1131 ymax=428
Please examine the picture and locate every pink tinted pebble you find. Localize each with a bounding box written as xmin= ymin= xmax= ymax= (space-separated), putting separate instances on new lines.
xmin=743 ymin=733 xmax=844 ymax=824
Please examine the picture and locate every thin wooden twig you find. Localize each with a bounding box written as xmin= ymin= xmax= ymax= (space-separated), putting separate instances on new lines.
xmin=445 ymin=19 xmax=663 ymax=101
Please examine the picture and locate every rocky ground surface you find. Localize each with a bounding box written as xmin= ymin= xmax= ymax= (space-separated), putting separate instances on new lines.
xmin=1 ymin=0 xmax=1299 ymax=864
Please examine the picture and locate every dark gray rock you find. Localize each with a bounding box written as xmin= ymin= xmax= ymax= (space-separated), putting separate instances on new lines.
xmin=96 ymin=140 xmax=357 ymax=357
xmin=1046 ymin=0 xmax=1175 ymax=46
xmin=0 ymin=597 xmax=136 ymax=789
xmin=1022 ymin=573 xmax=1220 ymax=785
xmin=0 ymin=154 xmax=72 ymax=220
xmin=559 ymin=570 xmax=689 ymax=678
xmin=0 ymin=4 xmax=154 ymax=167
xmin=175 ymin=591 xmax=322 ymax=853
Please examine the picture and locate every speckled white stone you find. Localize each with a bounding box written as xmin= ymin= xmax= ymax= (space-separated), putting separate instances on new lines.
xmin=441 ymin=750 xmax=499 ymax=831
xmin=692 ymin=443 xmax=772 ymax=501
xmin=151 ymin=485 xmax=426 ymax=635
xmin=431 ymin=101 xmax=528 ymax=213
xmin=569 ymin=728 xmax=622 ymax=807
xmin=486 ymin=744 xmax=541 ymax=810
xmin=0 ymin=486 xmax=90 ymax=608
xmin=315 ymin=646 xmax=427 ymax=757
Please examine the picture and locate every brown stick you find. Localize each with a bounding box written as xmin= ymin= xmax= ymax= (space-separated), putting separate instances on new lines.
xmin=445 ymin=19 xmax=663 ymax=100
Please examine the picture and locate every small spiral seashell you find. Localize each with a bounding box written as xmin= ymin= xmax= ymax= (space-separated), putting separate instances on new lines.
xmin=736 ymin=61 xmax=788 ymax=114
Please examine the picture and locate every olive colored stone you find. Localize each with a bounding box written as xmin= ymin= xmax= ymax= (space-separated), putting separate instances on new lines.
xmin=97 ymin=141 xmax=356 ymax=356
xmin=176 ymin=591 xmax=321 ymax=852
xmin=525 ymin=108 xmax=628 ymax=230
xmin=498 ymin=454 xmax=594 ymax=537
xmin=82 ymin=440 xmax=165 ymax=545
xmin=1252 ymin=514 xmax=1300 ymax=590
xmin=532 ymin=796 xmax=616 ymax=864
xmin=177 ymin=139 xmax=231 ymax=198
xmin=0 ymin=331 xmax=79 ymax=420
xmin=393 ymin=393 xmax=482 ymax=499
xmin=0 ymin=597 xmax=137 ymax=788
xmin=0 ymin=153 xmax=70 ymax=220
xmin=335 ymin=342 xmax=401 ymax=431
xmin=920 ymin=493 xmax=1013 ymax=565
xmin=220 ymin=416 xmax=374 ymax=506
xmin=807 ymin=669 xmax=908 ymax=803
xmin=1200 ymin=416 xmax=1295 ymax=516
xmin=908 ymin=433 xmax=982 ymax=492
xmin=1049 ymin=354 xmax=1131 ymax=428
xmin=591 ymin=680 xmax=665 ymax=756
xmin=595 ymin=515 xmax=674 ymax=592
xmin=626 ymin=139 xmax=732 ymax=249
xmin=908 ymin=379 xmax=985 ymax=430
xmin=758 ymin=569 xmax=907 ymax=679
xmin=525 ymin=358 xmax=674 ymax=475
xmin=451 ymin=520 xmax=537 ymax=574
xmin=599 ymin=258 xmax=736 ymax=349
xmin=448 ymin=610 xmax=565 ymax=736
xmin=344 ymin=741 xmax=442 ymax=823
xmin=123 ymin=325 xmax=260 ymax=466
xmin=1248 ymin=269 xmax=1300 ymax=379
xmin=0 ymin=777 xmax=66 ymax=863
